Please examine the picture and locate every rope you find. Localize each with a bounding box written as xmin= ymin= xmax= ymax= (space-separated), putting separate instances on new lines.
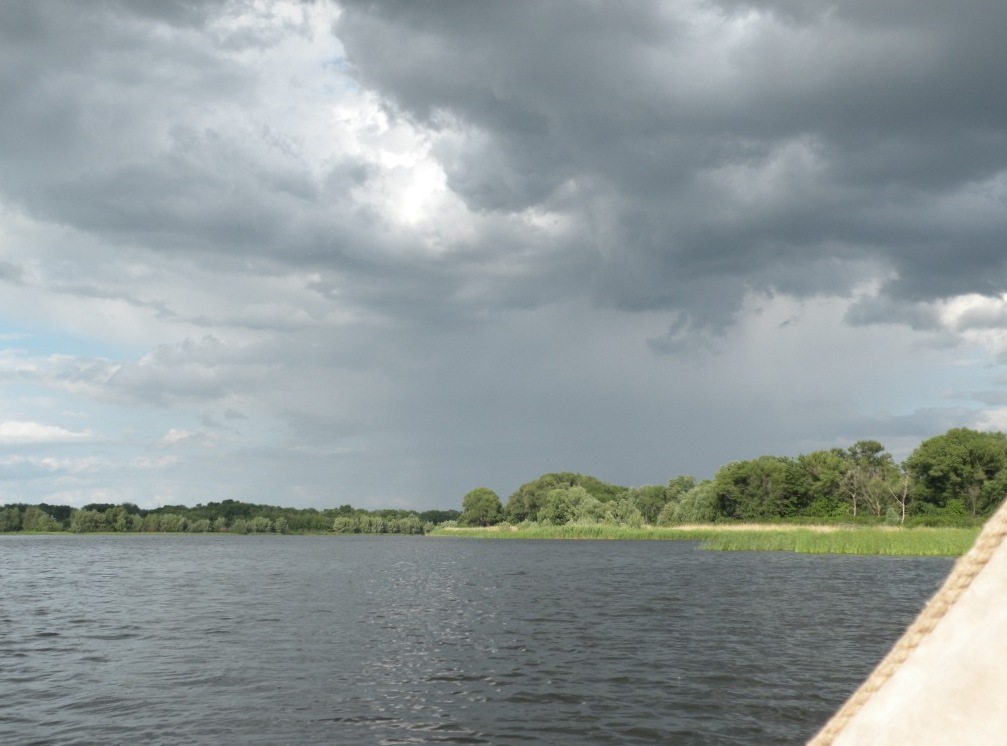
xmin=807 ymin=500 xmax=1007 ymax=745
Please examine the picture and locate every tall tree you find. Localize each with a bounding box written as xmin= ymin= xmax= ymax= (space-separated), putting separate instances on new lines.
xmin=885 ymin=464 xmax=914 ymax=524
xmin=627 ymin=484 xmax=671 ymax=525
xmin=460 ymin=487 xmax=503 ymax=527
xmin=538 ymin=486 xmax=591 ymax=525
xmin=797 ymin=449 xmax=848 ymax=517
xmin=906 ymin=428 xmax=1007 ymax=517
xmin=714 ymin=456 xmax=796 ymax=520
xmin=658 ymin=480 xmax=720 ymax=524
xmin=505 ymin=472 xmax=626 ymax=522
xmin=841 ymin=440 xmax=894 ymax=518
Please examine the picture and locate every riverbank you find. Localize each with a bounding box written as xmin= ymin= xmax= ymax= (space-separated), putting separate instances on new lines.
xmin=430 ymin=523 xmax=981 ymax=556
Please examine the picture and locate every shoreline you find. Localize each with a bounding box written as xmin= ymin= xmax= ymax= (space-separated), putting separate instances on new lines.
xmin=1 ymin=524 xmax=981 ymax=556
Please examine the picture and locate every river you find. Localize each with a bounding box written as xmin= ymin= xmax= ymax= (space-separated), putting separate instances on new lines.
xmin=0 ymin=534 xmax=951 ymax=745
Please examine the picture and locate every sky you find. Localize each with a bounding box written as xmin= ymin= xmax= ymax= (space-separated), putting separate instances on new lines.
xmin=2 ymin=0 xmax=1007 ymax=512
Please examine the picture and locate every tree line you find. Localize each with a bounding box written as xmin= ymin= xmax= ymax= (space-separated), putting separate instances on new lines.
xmin=0 ymin=498 xmax=461 ymax=535
xmin=4 ymin=427 xmax=1004 ymax=535
xmin=457 ymin=428 xmax=1007 ymax=529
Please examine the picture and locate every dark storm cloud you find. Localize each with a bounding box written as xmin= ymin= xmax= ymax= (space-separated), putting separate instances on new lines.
xmin=0 ymin=0 xmax=561 ymax=336
xmin=336 ymin=0 xmax=1007 ymax=331
xmin=6 ymin=0 xmax=1004 ymax=339
xmin=0 ymin=3 xmax=249 ymax=213
xmin=0 ymin=2 xmax=359 ymax=260
xmin=844 ymin=295 xmax=942 ymax=330
xmin=2 ymin=0 xmax=1006 ymax=510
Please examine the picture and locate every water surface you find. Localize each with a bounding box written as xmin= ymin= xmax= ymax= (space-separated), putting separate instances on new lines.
xmin=0 ymin=535 xmax=951 ymax=744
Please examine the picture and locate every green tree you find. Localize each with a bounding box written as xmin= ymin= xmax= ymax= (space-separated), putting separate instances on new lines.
xmin=657 ymin=480 xmax=719 ymax=524
xmin=332 ymin=516 xmax=356 ymax=533
xmin=70 ymin=509 xmax=103 ymax=533
xmin=505 ymin=473 xmax=626 ymax=522
xmin=157 ymin=513 xmax=187 ymax=532
xmin=571 ymin=494 xmax=607 ymax=524
xmin=714 ymin=457 xmax=797 ymax=520
xmin=38 ymin=503 xmax=72 ymax=526
xmin=885 ymin=463 xmax=914 ymax=524
xmin=250 ymin=516 xmax=273 ymax=533
xmin=392 ymin=515 xmax=424 ymax=534
xmin=627 ymin=484 xmax=670 ymax=525
xmin=980 ymin=469 xmax=1007 ymax=518
xmin=82 ymin=503 xmax=116 ymax=514
xmin=797 ymin=449 xmax=848 ymax=517
xmin=21 ymin=506 xmax=61 ymax=532
xmin=906 ymin=428 xmax=1007 ymax=517
xmin=104 ymin=505 xmax=130 ymax=532
xmin=841 ymin=441 xmax=894 ymax=518
xmin=418 ymin=509 xmax=460 ymax=525
xmin=667 ymin=475 xmax=697 ymax=501
xmin=460 ymin=487 xmax=503 ymax=527
xmin=604 ymin=497 xmax=644 ymax=527
xmin=0 ymin=506 xmax=22 ymax=532
xmin=538 ymin=486 xmax=590 ymax=525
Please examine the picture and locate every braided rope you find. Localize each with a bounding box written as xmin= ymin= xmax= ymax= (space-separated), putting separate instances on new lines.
xmin=808 ymin=500 xmax=1007 ymax=745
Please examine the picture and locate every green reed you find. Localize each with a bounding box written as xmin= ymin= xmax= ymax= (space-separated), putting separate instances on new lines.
xmin=698 ymin=526 xmax=980 ymax=556
xmin=432 ymin=523 xmax=980 ymax=555
xmin=432 ymin=524 xmax=723 ymax=541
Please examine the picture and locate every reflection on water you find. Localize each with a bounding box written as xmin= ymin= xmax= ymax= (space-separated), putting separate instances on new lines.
xmin=0 ymin=534 xmax=950 ymax=745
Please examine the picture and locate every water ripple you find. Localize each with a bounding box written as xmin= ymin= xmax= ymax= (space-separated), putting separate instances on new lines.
xmin=0 ymin=534 xmax=950 ymax=745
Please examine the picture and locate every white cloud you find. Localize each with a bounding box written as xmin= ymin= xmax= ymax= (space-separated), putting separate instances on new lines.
xmin=158 ymin=428 xmax=218 ymax=448
xmin=133 ymin=455 xmax=181 ymax=470
xmin=0 ymin=454 xmax=107 ymax=472
xmin=0 ymin=420 xmax=96 ymax=444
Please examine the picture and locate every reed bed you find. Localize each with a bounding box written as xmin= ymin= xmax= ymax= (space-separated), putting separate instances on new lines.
xmin=433 ymin=523 xmax=980 ymax=556
xmin=699 ymin=526 xmax=979 ymax=556
xmin=433 ymin=524 xmax=723 ymax=541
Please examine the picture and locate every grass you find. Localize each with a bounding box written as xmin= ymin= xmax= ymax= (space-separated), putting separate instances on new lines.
xmin=698 ymin=526 xmax=979 ymax=556
xmin=431 ymin=523 xmax=981 ymax=556
xmin=432 ymin=524 xmax=724 ymax=541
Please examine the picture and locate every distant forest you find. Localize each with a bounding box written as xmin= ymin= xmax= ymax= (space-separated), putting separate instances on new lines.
xmin=2 ymin=427 xmax=1005 ymax=535
xmin=0 ymin=500 xmax=459 ymax=535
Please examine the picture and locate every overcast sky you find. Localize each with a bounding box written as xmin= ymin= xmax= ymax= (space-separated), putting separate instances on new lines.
xmin=2 ymin=0 xmax=1007 ymax=511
